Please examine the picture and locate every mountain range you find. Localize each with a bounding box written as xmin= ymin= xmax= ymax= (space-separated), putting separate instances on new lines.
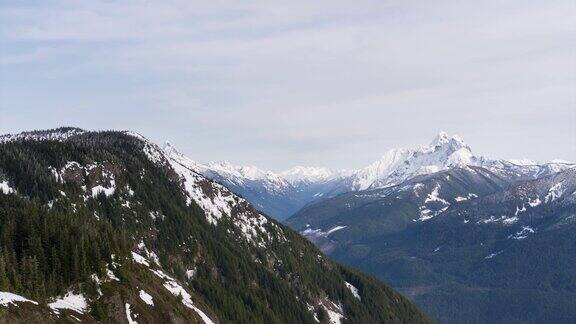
xmin=159 ymin=131 xmax=575 ymax=323
xmin=1 ymin=127 xmax=574 ymax=323
xmin=283 ymin=136 xmax=575 ymax=323
xmin=0 ymin=128 xmax=431 ymax=323
xmin=176 ymin=132 xmax=573 ymax=220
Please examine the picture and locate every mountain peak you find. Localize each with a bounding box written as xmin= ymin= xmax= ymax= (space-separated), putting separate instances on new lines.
xmin=280 ymin=166 xmax=338 ymax=184
xmin=429 ymin=131 xmax=468 ymax=149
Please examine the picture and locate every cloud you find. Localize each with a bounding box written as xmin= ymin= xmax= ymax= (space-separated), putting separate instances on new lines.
xmin=0 ymin=0 xmax=574 ymax=169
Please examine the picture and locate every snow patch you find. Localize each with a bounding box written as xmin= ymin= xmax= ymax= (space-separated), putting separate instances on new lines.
xmin=106 ymin=268 xmax=120 ymax=281
xmin=302 ymin=225 xmax=347 ymax=238
xmin=185 ymin=268 xmax=197 ymax=280
xmin=48 ymin=291 xmax=87 ymax=314
xmin=91 ymin=179 xmax=116 ymax=198
xmin=545 ymin=182 xmax=564 ymax=203
xmin=511 ymin=226 xmax=535 ymax=240
xmin=484 ymin=251 xmax=503 ymax=259
xmin=139 ymin=290 xmax=154 ymax=306
xmin=326 ymin=225 xmax=347 ymax=234
xmin=345 ymin=282 xmax=360 ymax=300
xmin=151 ymin=269 xmax=215 ymax=324
xmin=424 ymin=185 xmax=449 ymax=205
xmin=321 ymin=300 xmax=345 ymax=324
xmin=0 ymin=181 xmax=14 ymax=194
xmin=125 ymin=303 xmax=138 ymax=324
xmin=480 ymin=215 xmax=518 ymax=225
xmin=0 ymin=291 xmax=38 ymax=306
xmin=132 ymin=252 xmax=150 ymax=267
xmin=528 ymin=197 xmax=541 ymax=207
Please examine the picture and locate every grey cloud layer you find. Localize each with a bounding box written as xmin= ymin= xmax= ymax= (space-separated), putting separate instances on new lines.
xmin=0 ymin=0 xmax=574 ymax=169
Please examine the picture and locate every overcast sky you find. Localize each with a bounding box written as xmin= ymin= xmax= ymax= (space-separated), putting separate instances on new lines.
xmin=1 ymin=0 xmax=574 ymax=170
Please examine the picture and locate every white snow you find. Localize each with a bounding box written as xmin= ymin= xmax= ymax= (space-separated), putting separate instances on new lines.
xmin=137 ymin=241 xmax=160 ymax=265
xmin=455 ymin=193 xmax=477 ymax=202
xmin=484 ymin=251 xmax=503 ymax=259
xmin=307 ymin=303 xmax=320 ymax=322
xmin=280 ymin=166 xmax=347 ymax=184
xmin=185 ymin=268 xmax=197 ymax=279
xmin=417 ymin=184 xmax=451 ymax=221
xmin=418 ymin=206 xmax=449 ymax=221
xmin=164 ymin=146 xmax=284 ymax=247
xmin=424 ymin=185 xmax=449 ymax=205
xmin=344 ymin=282 xmax=360 ymax=300
xmin=509 ymin=159 xmax=538 ymax=166
xmin=125 ymin=303 xmax=138 ymax=324
xmin=169 ymin=158 xmax=233 ymax=225
xmin=125 ymin=132 xmax=167 ymax=166
xmin=91 ymin=179 xmax=116 ymax=198
xmin=545 ymin=182 xmax=564 ymax=203
xmin=0 ymin=181 xmax=14 ymax=194
xmin=302 ymin=225 xmax=347 ymax=238
xmin=511 ymin=226 xmax=535 ymax=240
xmin=502 ymin=216 xmax=519 ymax=225
xmin=139 ymin=290 xmax=154 ymax=306
xmin=90 ymin=274 xmax=103 ymax=296
xmin=132 ymin=252 xmax=150 ymax=267
xmin=151 ymin=269 xmax=215 ymax=324
xmin=106 ymin=268 xmax=120 ymax=281
xmin=48 ymin=291 xmax=87 ymax=314
xmin=234 ymin=211 xmax=270 ymax=248
xmin=326 ymin=226 xmax=347 ymax=234
xmin=528 ymin=197 xmax=542 ymax=207
xmin=480 ymin=215 xmax=518 ymax=225
xmin=0 ymin=291 xmax=38 ymax=306
xmin=514 ymin=205 xmax=526 ymax=216
xmin=321 ymin=300 xmax=345 ymax=324
xmin=140 ymin=290 xmax=154 ymax=306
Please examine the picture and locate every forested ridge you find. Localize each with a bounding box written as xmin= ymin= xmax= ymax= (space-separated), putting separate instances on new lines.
xmin=0 ymin=128 xmax=432 ymax=323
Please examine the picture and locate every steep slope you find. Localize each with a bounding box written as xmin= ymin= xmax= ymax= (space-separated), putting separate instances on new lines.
xmin=174 ymin=132 xmax=573 ymax=220
xmin=286 ymin=167 xmax=576 ymax=323
xmin=0 ymin=128 xmax=431 ymax=324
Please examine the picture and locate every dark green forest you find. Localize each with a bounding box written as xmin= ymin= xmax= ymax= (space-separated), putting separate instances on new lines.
xmin=0 ymin=129 xmax=431 ymax=323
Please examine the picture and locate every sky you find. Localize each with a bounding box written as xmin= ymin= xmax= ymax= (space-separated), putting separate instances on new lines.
xmin=1 ymin=0 xmax=575 ymax=170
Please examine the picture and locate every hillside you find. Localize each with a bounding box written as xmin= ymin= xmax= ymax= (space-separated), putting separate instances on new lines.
xmin=0 ymin=128 xmax=431 ymax=324
xmin=287 ymin=166 xmax=576 ymax=323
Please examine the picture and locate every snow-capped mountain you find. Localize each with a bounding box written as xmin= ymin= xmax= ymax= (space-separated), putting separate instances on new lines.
xmin=280 ymin=166 xmax=349 ymax=185
xmin=0 ymin=127 xmax=430 ymax=323
xmin=286 ymin=165 xmax=576 ymax=324
xmin=169 ymin=131 xmax=574 ymax=220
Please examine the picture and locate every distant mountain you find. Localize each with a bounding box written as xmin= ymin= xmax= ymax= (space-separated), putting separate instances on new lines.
xmin=0 ymin=128 xmax=431 ymax=323
xmin=163 ymin=142 xmax=352 ymax=220
xmin=177 ymin=132 xmax=573 ymax=220
xmin=286 ymin=163 xmax=576 ymax=323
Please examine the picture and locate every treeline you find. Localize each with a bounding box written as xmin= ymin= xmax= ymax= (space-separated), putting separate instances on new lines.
xmin=0 ymin=194 xmax=128 ymax=300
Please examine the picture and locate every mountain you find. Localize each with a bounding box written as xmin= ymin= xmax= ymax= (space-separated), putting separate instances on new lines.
xmin=286 ymin=161 xmax=576 ymax=323
xmin=178 ymin=132 xmax=573 ymax=220
xmin=0 ymin=128 xmax=431 ymax=323
xmin=163 ymin=142 xmax=351 ymax=220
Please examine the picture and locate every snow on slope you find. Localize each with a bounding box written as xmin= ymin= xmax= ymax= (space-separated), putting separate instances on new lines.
xmin=354 ymin=132 xmax=477 ymax=190
xmin=0 ymin=292 xmax=38 ymax=306
xmin=280 ymin=166 xmax=349 ymax=185
xmin=0 ymin=181 xmax=15 ymax=194
xmin=131 ymin=134 xmax=286 ymax=248
xmin=163 ymin=131 xmax=574 ymax=201
xmin=48 ymin=291 xmax=88 ymax=314
xmin=0 ymin=127 xmax=85 ymax=143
